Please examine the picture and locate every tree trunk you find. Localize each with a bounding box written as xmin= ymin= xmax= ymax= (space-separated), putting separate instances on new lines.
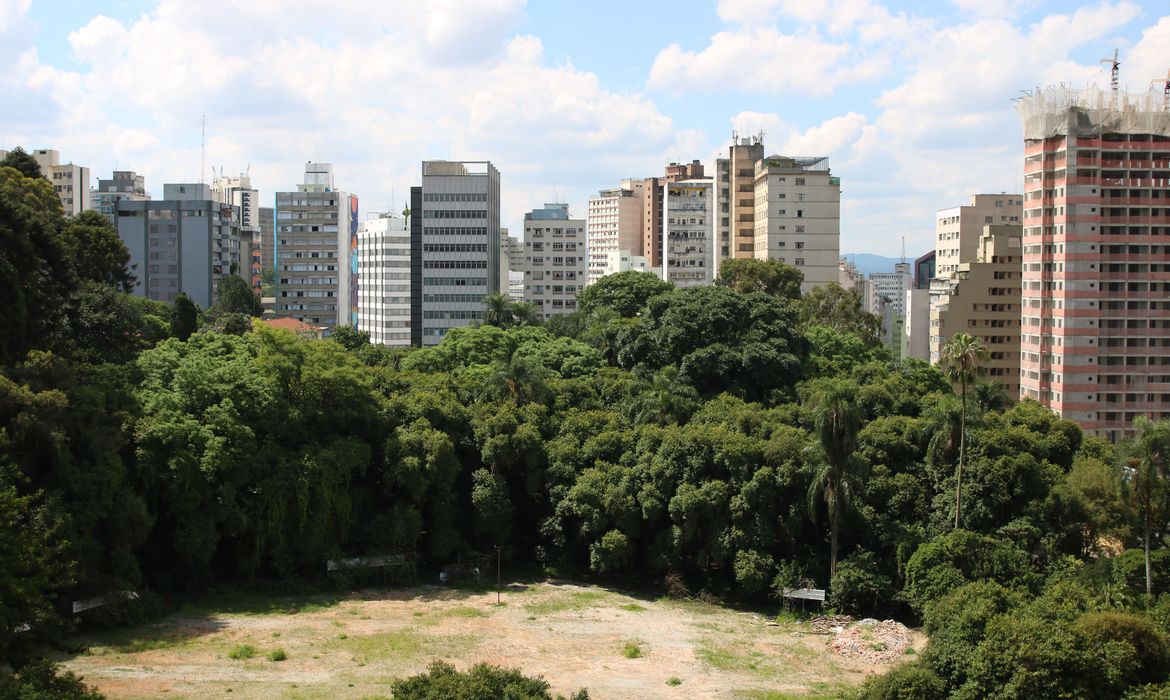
xmin=830 ymin=476 xmax=840 ymax=581
xmin=1146 ymin=510 xmax=1153 ymax=597
xmin=955 ymin=383 xmax=966 ymax=530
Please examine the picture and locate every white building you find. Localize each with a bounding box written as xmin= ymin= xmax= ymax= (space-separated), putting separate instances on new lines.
xmin=523 ymin=202 xmax=586 ymax=321
xmin=601 ymin=250 xmax=652 ymax=277
xmin=902 ymin=288 xmax=930 ymax=361
xmin=866 ymin=263 xmax=912 ymax=318
xmin=273 ymin=162 xmax=358 ymax=329
xmin=586 ymin=180 xmax=643 ymax=285
xmin=5 ymin=148 xmax=91 ymax=217
xmin=499 ymin=228 xmax=524 ymax=301
xmin=357 ymin=213 xmax=411 ymax=346
xmin=752 ymin=155 xmax=840 ymax=292
xmin=212 ymin=170 xmax=261 ymax=289
xmin=662 ymin=178 xmax=715 ymax=287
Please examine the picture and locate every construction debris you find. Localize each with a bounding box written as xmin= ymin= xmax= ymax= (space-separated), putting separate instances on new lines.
xmin=827 ymin=619 xmax=913 ymax=664
xmin=802 ymin=614 xmax=854 ymax=635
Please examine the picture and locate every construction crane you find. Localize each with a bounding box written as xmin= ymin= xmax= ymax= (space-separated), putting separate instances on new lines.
xmin=1152 ymin=70 xmax=1170 ymax=111
xmin=1101 ymin=48 xmax=1120 ymax=110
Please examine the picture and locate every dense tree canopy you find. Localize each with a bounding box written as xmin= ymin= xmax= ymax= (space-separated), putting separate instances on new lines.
xmin=715 ymin=258 xmax=803 ymax=300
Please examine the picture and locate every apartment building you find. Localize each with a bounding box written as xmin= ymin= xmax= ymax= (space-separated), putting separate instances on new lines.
xmin=587 ymin=180 xmax=643 ymax=284
xmin=500 ymin=228 xmax=524 ymax=301
xmin=115 ymin=183 xmax=244 ymax=308
xmin=1017 ymin=85 xmax=1170 ymax=440
xmin=600 ymin=250 xmax=652 ymax=276
xmin=643 ymin=160 xmax=705 ymax=269
xmin=356 ymin=213 xmax=411 ymax=346
xmin=92 ymin=171 xmax=148 ymax=225
xmin=413 ymin=160 xmax=501 ymax=346
xmin=273 ymin=162 xmax=358 ymax=329
xmin=662 ymin=179 xmax=715 ymax=287
xmin=752 ymin=155 xmax=841 ymax=292
xmin=8 ymin=148 xmax=91 ymax=216
xmin=212 ymin=171 xmax=262 ymax=290
xmin=719 ymin=134 xmax=765 ymax=260
xmin=936 ymin=194 xmax=1022 ymax=276
xmin=868 ymin=262 xmax=913 ymax=350
xmin=523 ymin=202 xmax=586 ymax=320
xmin=929 ymin=224 xmax=1023 ymax=396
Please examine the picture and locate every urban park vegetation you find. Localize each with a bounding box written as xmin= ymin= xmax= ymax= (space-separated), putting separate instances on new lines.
xmin=3 ymin=156 xmax=1170 ymax=697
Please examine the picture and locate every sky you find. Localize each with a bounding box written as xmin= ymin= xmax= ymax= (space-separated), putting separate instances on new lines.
xmin=1 ymin=0 xmax=1168 ymax=256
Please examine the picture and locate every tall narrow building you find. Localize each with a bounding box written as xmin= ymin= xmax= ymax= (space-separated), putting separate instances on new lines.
xmin=273 ymin=162 xmax=358 ymax=329
xmin=586 ymin=180 xmax=643 ymax=285
xmin=415 ymin=160 xmax=501 ymax=346
xmin=725 ymin=134 xmax=765 ymax=260
xmin=643 ymin=160 xmax=705 ymax=270
xmin=357 ymin=213 xmax=411 ymax=346
xmin=662 ymin=178 xmax=715 ymax=287
xmin=751 ymin=155 xmax=841 ymax=291
xmin=1017 ymin=85 xmax=1170 ymax=440
xmin=935 ymin=194 xmax=1022 ymax=277
xmin=212 ymin=171 xmax=262 ymax=290
xmin=523 ymin=203 xmax=587 ymax=320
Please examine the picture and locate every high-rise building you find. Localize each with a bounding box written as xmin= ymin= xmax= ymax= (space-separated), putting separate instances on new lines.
xmin=523 ymin=202 xmax=586 ymax=320
xmin=723 ymin=134 xmax=765 ymax=260
xmin=357 ymin=213 xmax=411 ymax=346
xmin=929 ymin=224 xmax=1023 ymax=396
xmin=752 ymin=155 xmax=841 ymax=292
xmin=868 ymin=262 xmax=913 ymax=349
xmin=587 ymin=180 xmax=643 ymax=285
xmin=8 ymin=148 xmax=91 ymax=217
xmin=115 ymin=183 xmax=244 ymax=308
xmin=212 ymin=171 xmax=262 ymax=290
xmin=259 ymin=206 xmax=274 ymax=284
xmin=662 ymin=178 xmax=715 ymax=287
xmin=273 ymin=162 xmax=359 ymax=329
xmin=500 ymin=228 xmax=524 ymax=301
xmin=913 ymin=251 xmax=936 ymax=290
xmin=91 ymin=171 xmax=148 ymax=225
xmin=1017 ymin=85 xmax=1170 ymax=440
xmin=935 ymin=194 xmax=1022 ymax=276
xmin=643 ymin=160 xmax=705 ymax=269
xmin=414 ymin=160 xmax=501 ymax=346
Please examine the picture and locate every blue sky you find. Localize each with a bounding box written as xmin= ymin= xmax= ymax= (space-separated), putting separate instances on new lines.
xmin=2 ymin=0 xmax=1168 ymax=255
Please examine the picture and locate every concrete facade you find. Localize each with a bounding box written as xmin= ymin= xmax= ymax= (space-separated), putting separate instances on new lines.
xmin=601 ymin=250 xmax=652 ymax=276
xmin=500 ymin=228 xmax=524 ymax=301
xmin=1016 ymin=86 xmax=1170 ymax=440
xmin=642 ymin=160 xmax=705 ymax=270
xmin=929 ymin=224 xmax=1023 ymax=397
xmin=417 ymin=160 xmax=501 ymax=346
xmin=92 ymin=171 xmax=148 ymax=226
xmin=903 ymin=288 xmax=930 ymax=361
xmin=273 ymin=162 xmax=358 ymax=330
xmin=587 ymin=180 xmax=643 ymax=285
xmin=935 ymin=194 xmax=1022 ymax=276
xmin=751 ymin=155 xmax=841 ymax=292
xmin=523 ymin=202 xmax=586 ymax=321
xmin=868 ymin=262 xmax=913 ymax=349
xmin=357 ymin=213 xmax=411 ymax=346
xmin=212 ymin=171 xmax=262 ymax=290
xmin=115 ymin=183 xmax=244 ymax=308
xmin=662 ymin=178 xmax=715 ymax=287
xmin=727 ymin=136 xmax=765 ymax=259
xmin=24 ymin=148 xmax=90 ymax=217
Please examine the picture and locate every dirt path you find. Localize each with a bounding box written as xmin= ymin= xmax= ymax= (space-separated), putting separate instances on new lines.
xmin=60 ymin=582 xmax=922 ymax=699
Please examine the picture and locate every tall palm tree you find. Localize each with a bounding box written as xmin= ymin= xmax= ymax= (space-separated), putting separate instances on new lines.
xmin=483 ymin=292 xmax=515 ymax=328
xmin=806 ymin=378 xmax=864 ymax=580
xmin=939 ymin=332 xmax=989 ymax=530
xmin=1121 ymin=416 xmax=1170 ymax=596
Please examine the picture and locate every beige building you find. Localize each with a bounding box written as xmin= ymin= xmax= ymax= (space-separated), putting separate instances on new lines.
xmin=499 ymin=227 xmax=524 ymax=300
xmin=587 ymin=180 xmax=643 ymax=284
xmin=3 ymin=148 xmax=92 ymax=217
xmin=721 ymin=134 xmax=765 ymax=261
xmin=643 ymin=160 xmax=704 ymax=270
xmin=929 ymin=224 xmax=1023 ymax=396
xmin=523 ymin=203 xmax=586 ymax=320
xmin=662 ymin=178 xmax=715 ymax=287
xmin=935 ymin=194 xmax=1022 ymax=277
xmin=752 ymin=155 xmax=841 ymax=292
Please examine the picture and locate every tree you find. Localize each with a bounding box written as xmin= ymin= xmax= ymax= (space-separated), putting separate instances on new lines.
xmin=798 ymin=283 xmax=881 ymax=345
xmin=483 ymin=291 xmax=516 ymax=328
xmin=806 ymin=378 xmax=864 ymax=580
xmin=0 ymin=147 xmax=44 ymax=179
xmin=61 ymin=210 xmax=135 ymax=292
xmin=171 ymin=293 xmax=198 ymax=340
xmin=1121 ymin=417 xmax=1170 ymax=596
xmin=330 ymin=325 xmax=371 ymax=351
xmin=715 ymin=258 xmax=803 ymax=300
xmin=576 ymin=270 xmax=672 ymax=318
xmin=391 ymin=661 xmax=588 ymax=700
xmin=211 ymin=274 xmax=260 ymax=316
xmin=939 ymin=333 xmax=988 ymax=529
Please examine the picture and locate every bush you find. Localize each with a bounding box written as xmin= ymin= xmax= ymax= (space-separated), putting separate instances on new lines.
xmin=829 ymin=551 xmax=893 ymax=616
xmin=857 ymin=663 xmax=946 ymax=700
xmin=0 ymin=662 xmax=105 ymax=700
xmin=268 ymin=648 xmax=288 ymax=662
xmin=390 ymin=661 xmax=589 ymax=700
xmin=662 ymin=571 xmax=690 ymax=599
xmin=733 ymin=549 xmax=775 ymax=596
xmin=902 ymin=530 xmax=1034 ymax=615
xmin=589 ymin=530 xmax=633 ymax=574
xmin=1113 ymin=549 xmax=1170 ymax=597
xmin=1123 ymin=683 xmax=1170 ymax=699
xmin=1077 ymin=611 xmax=1170 ymax=686
xmin=920 ymin=581 xmax=1021 ymax=688
xmin=228 ymin=644 xmax=256 ymax=660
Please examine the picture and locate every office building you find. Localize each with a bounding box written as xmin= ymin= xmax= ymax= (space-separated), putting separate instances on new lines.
xmin=587 ymin=179 xmax=644 ymax=285
xmin=1017 ymin=84 xmax=1170 ymax=440
xmin=662 ymin=178 xmax=715 ymax=287
xmin=115 ymin=183 xmax=244 ymax=308
xmin=752 ymin=155 xmax=841 ymax=292
xmin=357 ymin=213 xmax=412 ymax=346
xmin=929 ymin=224 xmax=1023 ymax=396
xmin=936 ymin=194 xmax=1022 ymax=276
xmin=273 ymin=162 xmax=358 ymax=329
xmin=91 ymin=171 xmax=148 ymax=225
xmin=413 ymin=160 xmax=501 ymax=346
xmin=868 ymin=262 xmax=913 ymax=349
xmin=523 ymin=202 xmax=586 ymax=320
xmin=500 ymin=228 xmax=524 ymax=301
xmin=914 ymin=251 xmax=936 ymax=289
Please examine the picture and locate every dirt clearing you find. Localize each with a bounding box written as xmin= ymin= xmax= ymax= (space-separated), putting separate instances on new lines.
xmin=59 ymin=581 xmax=922 ymax=699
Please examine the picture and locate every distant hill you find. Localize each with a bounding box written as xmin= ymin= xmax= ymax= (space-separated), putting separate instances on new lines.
xmin=840 ymin=253 xmax=928 ymax=276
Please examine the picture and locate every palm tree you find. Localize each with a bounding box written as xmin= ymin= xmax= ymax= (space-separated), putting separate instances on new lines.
xmin=491 ymin=356 xmax=551 ymax=406
xmin=627 ymin=366 xmax=697 ymax=425
xmin=483 ymin=292 xmax=515 ymax=328
xmin=1121 ymin=416 xmax=1170 ymax=596
xmin=939 ymin=333 xmax=989 ymax=530
xmin=806 ymin=378 xmax=864 ymax=580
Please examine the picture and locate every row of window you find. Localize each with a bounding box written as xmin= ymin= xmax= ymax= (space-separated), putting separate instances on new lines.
xmin=422 ymin=243 xmax=487 ymax=253
xmin=423 ymin=193 xmax=487 ymax=202
xmin=423 ymin=260 xmax=487 ymax=269
xmin=424 ymin=227 xmax=488 ymax=236
xmin=424 ymin=210 xmax=486 ymax=219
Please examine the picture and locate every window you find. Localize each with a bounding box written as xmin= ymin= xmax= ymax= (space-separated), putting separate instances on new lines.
xmin=795 ymin=178 xmax=805 ymax=186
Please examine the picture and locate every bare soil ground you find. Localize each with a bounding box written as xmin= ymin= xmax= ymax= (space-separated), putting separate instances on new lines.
xmin=59 ymin=581 xmax=923 ymax=699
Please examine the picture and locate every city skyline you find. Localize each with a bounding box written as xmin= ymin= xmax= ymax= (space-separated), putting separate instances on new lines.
xmin=1 ymin=0 xmax=1168 ymax=254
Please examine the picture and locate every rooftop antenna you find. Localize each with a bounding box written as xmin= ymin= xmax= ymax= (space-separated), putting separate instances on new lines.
xmin=200 ymin=114 xmax=206 ymax=185
xmin=1152 ymin=69 xmax=1170 ymax=111
xmin=1100 ymin=48 xmax=1120 ymax=110
xmin=901 ymin=236 xmax=906 ymax=265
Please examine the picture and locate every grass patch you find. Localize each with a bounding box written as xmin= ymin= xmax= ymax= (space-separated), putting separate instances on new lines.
xmin=182 ymin=591 xmax=342 ymax=617
xmin=228 ymin=645 xmax=256 ymax=660
xmin=268 ymin=648 xmax=287 ymax=661
xmin=622 ymin=642 xmax=642 ymax=659
xmin=656 ymin=596 xmax=725 ymax=616
xmin=524 ymin=590 xmax=609 ymax=616
xmin=329 ymin=629 xmax=479 ymax=664
xmin=618 ymin=603 xmax=648 ymax=612
xmin=80 ymin=630 xmax=193 ymax=655
xmin=695 ymin=638 xmax=783 ymax=678
xmin=736 ymin=691 xmax=845 ymax=700
xmin=419 ymin=606 xmax=488 ymax=626
xmin=666 ymin=676 xmax=683 ymax=686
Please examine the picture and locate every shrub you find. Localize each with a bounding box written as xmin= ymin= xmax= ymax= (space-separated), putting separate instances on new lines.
xmin=0 ymin=662 xmax=105 ymax=700
xmin=662 ymin=571 xmax=690 ymax=599
xmin=228 ymin=645 xmax=256 ymax=660
xmin=920 ymin=581 xmax=1021 ymax=688
xmin=268 ymin=648 xmax=288 ymax=662
xmin=589 ymin=530 xmax=634 ymax=574
xmin=829 ymin=551 xmax=893 ymax=616
xmin=733 ymin=549 xmax=775 ymax=596
xmin=857 ymin=663 xmax=946 ymax=700
xmin=622 ymin=642 xmax=642 ymax=659
xmin=390 ymin=661 xmax=589 ymax=700
xmin=1077 ymin=611 xmax=1170 ymax=686
xmin=902 ymin=530 xmax=1034 ymax=615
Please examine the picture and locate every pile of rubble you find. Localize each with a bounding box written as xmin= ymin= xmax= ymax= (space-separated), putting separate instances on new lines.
xmin=802 ymin=614 xmax=854 ymax=635
xmin=827 ymin=618 xmax=913 ymax=664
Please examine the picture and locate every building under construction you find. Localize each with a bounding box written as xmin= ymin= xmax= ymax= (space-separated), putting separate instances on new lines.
xmin=1016 ymin=75 xmax=1170 ymax=441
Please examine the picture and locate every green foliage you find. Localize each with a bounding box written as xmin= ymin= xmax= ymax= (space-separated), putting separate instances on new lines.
xmin=622 ymin=641 xmax=642 ymax=658
xmin=268 ymin=647 xmax=288 ymax=661
xmin=211 ymin=274 xmax=261 ymax=317
xmin=798 ymin=283 xmax=880 ymax=346
xmin=0 ymin=662 xmax=105 ymax=700
xmin=715 ymin=258 xmax=803 ymax=300
xmin=857 ymin=663 xmax=946 ymax=700
xmin=61 ymin=210 xmax=135 ymax=292
xmin=171 ymin=293 xmax=199 ymax=341
xmin=902 ymin=530 xmax=1033 ymax=615
xmin=0 ymin=147 xmax=44 ymax=179
xmin=577 ymin=270 xmax=672 ymax=318
xmin=330 ymin=325 xmax=371 ymax=351
xmin=228 ymin=644 xmax=257 ymax=659
xmin=920 ymin=581 xmax=1022 ymax=688
xmin=390 ymin=660 xmax=588 ymax=700
xmin=829 ymin=551 xmax=892 ymax=616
